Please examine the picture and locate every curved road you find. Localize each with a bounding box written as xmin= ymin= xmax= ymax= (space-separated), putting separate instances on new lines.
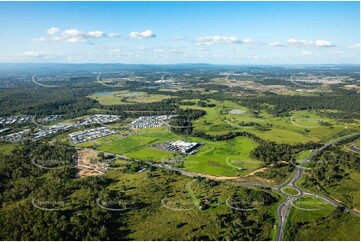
xmin=89 ymin=133 xmax=359 ymax=241
xmin=275 ymin=133 xmax=360 ymax=241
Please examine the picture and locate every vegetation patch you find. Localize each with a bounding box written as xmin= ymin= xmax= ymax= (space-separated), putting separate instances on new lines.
xmin=88 ymin=91 xmax=174 ymax=105
xmin=281 ymin=187 xmax=299 ymax=196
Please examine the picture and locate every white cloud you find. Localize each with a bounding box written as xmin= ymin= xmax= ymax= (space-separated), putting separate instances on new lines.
xmin=314 ymin=40 xmax=334 ymax=47
xmin=302 ymin=50 xmax=313 ymax=57
xmin=170 ymin=35 xmax=186 ymax=41
xmin=87 ymin=31 xmax=106 ymax=38
xmin=242 ymin=38 xmax=252 ymax=44
xmin=16 ymin=51 xmax=64 ymax=60
xmin=129 ymin=30 xmax=156 ymax=40
xmin=47 ymin=27 xmax=60 ymax=35
xmin=287 ymin=38 xmax=335 ymax=47
xmin=18 ymin=51 xmax=44 ymax=57
xmin=287 ymin=38 xmax=310 ymax=45
xmin=196 ymin=36 xmax=252 ymax=45
xmin=61 ymin=29 xmax=82 ymax=37
xmin=34 ymin=27 xmax=120 ymax=44
xmin=64 ymin=36 xmax=85 ymax=43
xmin=349 ymin=43 xmax=360 ymax=49
xmin=212 ymin=54 xmax=225 ymax=58
xmin=268 ymin=41 xmax=285 ymax=47
xmin=32 ymin=37 xmax=48 ymax=43
xmin=47 ymin=28 xmax=86 ymax=43
xmin=108 ymin=32 xmax=121 ymax=38
xmin=50 ymin=36 xmax=63 ymax=41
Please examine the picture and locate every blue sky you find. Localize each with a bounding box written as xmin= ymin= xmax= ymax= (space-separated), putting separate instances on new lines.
xmin=0 ymin=1 xmax=359 ymax=64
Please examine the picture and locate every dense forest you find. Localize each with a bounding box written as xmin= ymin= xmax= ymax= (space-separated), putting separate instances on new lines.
xmin=238 ymin=94 xmax=360 ymax=118
xmin=0 ymin=142 xmax=127 ymax=240
xmin=0 ymin=141 xmax=280 ymax=241
xmin=301 ymin=146 xmax=360 ymax=199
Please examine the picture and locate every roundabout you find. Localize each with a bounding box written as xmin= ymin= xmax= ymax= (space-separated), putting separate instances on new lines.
xmin=281 ymin=187 xmax=301 ymax=197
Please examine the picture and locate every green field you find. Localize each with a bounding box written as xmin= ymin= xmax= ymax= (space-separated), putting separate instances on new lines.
xmin=300 ymin=169 xmax=360 ymax=210
xmin=179 ymin=99 xmax=359 ymax=144
xmin=351 ymin=138 xmax=360 ymax=147
xmin=344 ymin=138 xmax=360 ymax=153
xmin=102 ymin=169 xmax=280 ymax=240
xmin=282 ymin=187 xmax=299 ymax=196
xmin=290 ymin=196 xmax=334 ymax=222
xmin=285 ymin=196 xmax=360 ymax=240
xmin=184 ymin=136 xmax=261 ymax=177
xmin=291 ymin=111 xmax=332 ymax=127
xmin=0 ymin=143 xmax=19 ymax=155
xmin=293 ymin=150 xmax=313 ymax=166
xmin=73 ymin=124 xmax=261 ymax=177
xmin=88 ymin=91 xmax=174 ymax=105
xmin=94 ymin=130 xmax=178 ymax=161
xmin=296 ymin=150 xmax=313 ymax=160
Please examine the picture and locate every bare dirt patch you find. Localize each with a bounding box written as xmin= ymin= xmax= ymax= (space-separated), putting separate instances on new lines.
xmin=75 ymin=149 xmax=104 ymax=177
xmin=344 ymin=84 xmax=360 ymax=93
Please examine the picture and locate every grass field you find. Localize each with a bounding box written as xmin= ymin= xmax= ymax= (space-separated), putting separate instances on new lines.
xmin=72 ymin=124 xmax=262 ymax=177
xmin=290 ymin=196 xmax=334 ymax=222
xmin=300 ymin=169 xmax=360 ymax=210
xmin=95 ymin=130 xmax=178 ymax=161
xmin=293 ymin=150 xmax=313 ymax=166
xmin=296 ymin=150 xmax=313 ymax=160
xmin=100 ymin=168 xmax=280 ymax=240
xmin=178 ymin=99 xmax=359 ymax=144
xmin=0 ymin=143 xmax=19 ymax=155
xmin=351 ymin=138 xmax=360 ymax=147
xmin=285 ymin=196 xmax=360 ymax=240
xmin=183 ymin=136 xmax=261 ymax=177
xmin=343 ymin=138 xmax=360 ymax=153
xmin=291 ymin=111 xmax=332 ymax=127
xmin=88 ymin=91 xmax=174 ymax=105
xmin=282 ymin=187 xmax=299 ymax=196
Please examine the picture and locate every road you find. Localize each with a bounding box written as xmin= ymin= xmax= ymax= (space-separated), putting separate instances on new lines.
xmin=82 ymin=133 xmax=359 ymax=241
xmin=348 ymin=145 xmax=360 ymax=153
xmin=275 ymin=133 xmax=360 ymax=241
xmin=146 ymin=134 xmax=359 ymax=241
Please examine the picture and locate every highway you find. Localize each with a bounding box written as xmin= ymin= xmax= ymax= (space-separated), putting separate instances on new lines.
xmin=275 ymin=133 xmax=360 ymax=241
xmin=152 ymin=134 xmax=360 ymax=241
xmin=83 ymin=133 xmax=360 ymax=241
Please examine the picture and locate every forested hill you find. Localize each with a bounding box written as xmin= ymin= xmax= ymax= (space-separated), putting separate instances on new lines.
xmin=239 ymin=94 xmax=359 ymax=117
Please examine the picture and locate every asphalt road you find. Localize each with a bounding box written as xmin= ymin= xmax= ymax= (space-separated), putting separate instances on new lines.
xmin=275 ymin=133 xmax=360 ymax=241
xmin=349 ymin=145 xmax=360 ymax=153
xmin=87 ymin=133 xmax=360 ymax=241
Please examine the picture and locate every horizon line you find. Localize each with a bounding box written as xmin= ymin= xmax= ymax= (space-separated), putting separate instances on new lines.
xmin=0 ymin=62 xmax=359 ymax=66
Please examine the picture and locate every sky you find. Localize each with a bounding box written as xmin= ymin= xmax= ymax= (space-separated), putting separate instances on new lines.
xmin=0 ymin=1 xmax=359 ymax=64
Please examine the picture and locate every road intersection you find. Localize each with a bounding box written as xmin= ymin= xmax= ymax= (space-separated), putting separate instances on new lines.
xmin=86 ymin=133 xmax=360 ymax=241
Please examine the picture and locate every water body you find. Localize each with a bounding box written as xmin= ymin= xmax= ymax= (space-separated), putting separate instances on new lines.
xmin=95 ymin=92 xmax=113 ymax=95
xmin=229 ymin=109 xmax=246 ymax=115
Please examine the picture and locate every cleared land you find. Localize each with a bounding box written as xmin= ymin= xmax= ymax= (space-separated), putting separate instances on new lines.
xmin=88 ymin=91 xmax=174 ymax=105
xmin=179 ymin=99 xmax=359 ymax=144
xmin=76 ymin=149 xmax=103 ymax=177
xmin=74 ymin=125 xmax=262 ymax=177
xmin=183 ymin=136 xmax=260 ymax=177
